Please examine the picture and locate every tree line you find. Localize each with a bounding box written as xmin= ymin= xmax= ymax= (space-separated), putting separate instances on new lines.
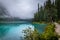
xmin=34 ymin=0 xmax=60 ymax=22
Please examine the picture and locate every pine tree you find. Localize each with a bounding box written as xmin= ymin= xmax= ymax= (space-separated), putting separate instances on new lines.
xmin=44 ymin=0 xmax=53 ymax=22
xmin=44 ymin=0 xmax=57 ymax=22
xmin=34 ymin=0 xmax=58 ymax=22
xmin=39 ymin=6 xmax=44 ymax=21
xmin=56 ymin=0 xmax=60 ymax=20
xmin=34 ymin=3 xmax=40 ymax=22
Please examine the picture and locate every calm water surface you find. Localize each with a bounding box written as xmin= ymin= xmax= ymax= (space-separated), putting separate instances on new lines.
xmin=0 ymin=22 xmax=47 ymax=40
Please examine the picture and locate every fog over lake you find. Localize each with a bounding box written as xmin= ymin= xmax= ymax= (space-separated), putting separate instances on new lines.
xmin=0 ymin=0 xmax=46 ymax=19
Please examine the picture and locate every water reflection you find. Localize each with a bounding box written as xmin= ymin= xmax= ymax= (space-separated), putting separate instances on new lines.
xmin=0 ymin=24 xmax=34 ymax=40
xmin=0 ymin=27 xmax=9 ymax=38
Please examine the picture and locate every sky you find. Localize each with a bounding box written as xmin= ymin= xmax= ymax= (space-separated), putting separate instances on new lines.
xmin=0 ymin=0 xmax=46 ymax=19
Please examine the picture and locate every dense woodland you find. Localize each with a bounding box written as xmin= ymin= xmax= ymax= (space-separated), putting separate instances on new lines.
xmin=34 ymin=0 xmax=60 ymax=22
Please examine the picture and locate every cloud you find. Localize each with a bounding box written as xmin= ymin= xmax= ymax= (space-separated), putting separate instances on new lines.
xmin=0 ymin=0 xmax=46 ymax=19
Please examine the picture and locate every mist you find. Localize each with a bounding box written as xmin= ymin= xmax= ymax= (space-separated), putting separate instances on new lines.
xmin=0 ymin=0 xmax=46 ymax=19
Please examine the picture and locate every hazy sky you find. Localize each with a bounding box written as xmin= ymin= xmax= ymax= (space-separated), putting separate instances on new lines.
xmin=0 ymin=0 xmax=46 ymax=19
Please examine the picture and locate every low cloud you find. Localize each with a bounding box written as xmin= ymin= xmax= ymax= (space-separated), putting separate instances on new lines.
xmin=0 ymin=0 xmax=46 ymax=19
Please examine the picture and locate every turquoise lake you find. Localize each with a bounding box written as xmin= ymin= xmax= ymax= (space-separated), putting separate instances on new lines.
xmin=0 ymin=22 xmax=47 ymax=40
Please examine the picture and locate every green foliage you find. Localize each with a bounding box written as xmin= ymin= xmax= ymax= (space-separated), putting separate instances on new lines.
xmin=41 ymin=24 xmax=58 ymax=40
xmin=34 ymin=12 xmax=40 ymax=21
xmin=23 ymin=24 xmax=58 ymax=40
xmin=57 ymin=21 xmax=60 ymax=24
xmin=34 ymin=0 xmax=58 ymax=22
xmin=23 ymin=27 xmax=40 ymax=40
xmin=57 ymin=0 xmax=60 ymax=20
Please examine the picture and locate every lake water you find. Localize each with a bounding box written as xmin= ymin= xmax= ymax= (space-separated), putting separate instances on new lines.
xmin=0 ymin=22 xmax=47 ymax=40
